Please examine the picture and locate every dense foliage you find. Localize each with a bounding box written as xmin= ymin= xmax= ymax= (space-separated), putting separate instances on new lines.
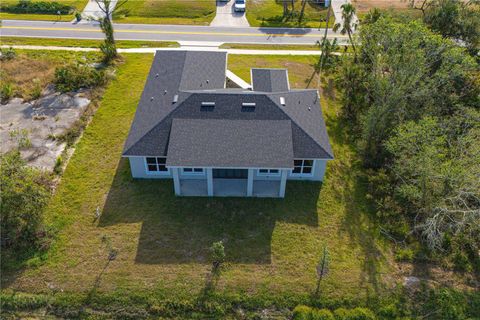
xmin=0 ymin=0 xmax=74 ymax=15
xmin=54 ymin=63 xmax=107 ymax=93
xmin=336 ymin=17 xmax=480 ymax=271
xmin=422 ymin=0 xmax=480 ymax=56
xmin=0 ymin=151 xmax=52 ymax=250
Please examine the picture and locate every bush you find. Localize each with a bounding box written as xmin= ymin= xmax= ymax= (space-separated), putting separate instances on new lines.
xmin=312 ymin=309 xmax=335 ymax=320
xmin=1 ymin=82 xmax=15 ymax=102
xmin=0 ymin=47 xmax=17 ymax=61
xmin=0 ymin=0 xmax=74 ymax=15
xmin=0 ymin=151 xmax=52 ymax=249
xmin=54 ymin=63 xmax=107 ymax=93
xmin=395 ymin=247 xmax=415 ymax=262
xmin=293 ymin=305 xmax=312 ymax=320
xmin=294 ymin=306 xmax=374 ymax=320
xmin=333 ymin=307 xmax=375 ymax=320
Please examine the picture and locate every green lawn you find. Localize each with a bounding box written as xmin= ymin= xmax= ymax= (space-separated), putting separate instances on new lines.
xmin=1 ymin=53 xmax=394 ymax=308
xmin=114 ymin=0 xmax=216 ymax=25
xmin=220 ymin=43 xmax=321 ymax=51
xmin=0 ymin=36 xmax=179 ymax=48
xmin=0 ymin=0 xmax=87 ymax=22
xmin=246 ymin=0 xmax=334 ymax=28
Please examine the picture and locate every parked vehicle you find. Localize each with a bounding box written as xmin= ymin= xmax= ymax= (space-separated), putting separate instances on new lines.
xmin=234 ymin=0 xmax=245 ymax=12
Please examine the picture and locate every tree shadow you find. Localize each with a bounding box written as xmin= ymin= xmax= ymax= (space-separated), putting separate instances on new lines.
xmin=98 ymin=159 xmax=320 ymax=265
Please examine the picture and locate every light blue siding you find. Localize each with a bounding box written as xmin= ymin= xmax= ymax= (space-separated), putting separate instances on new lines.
xmin=127 ymin=157 xmax=172 ymax=179
xmin=127 ymin=157 xmax=329 ymax=182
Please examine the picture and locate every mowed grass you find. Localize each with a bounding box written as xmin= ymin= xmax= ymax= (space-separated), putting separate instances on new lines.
xmin=2 ymin=53 xmax=394 ymax=303
xmin=0 ymin=0 xmax=87 ymax=21
xmin=0 ymin=36 xmax=179 ymax=48
xmin=114 ymin=0 xmax=216 ymax=25
xmin=246 ymin=0 xmax=334 ymax=28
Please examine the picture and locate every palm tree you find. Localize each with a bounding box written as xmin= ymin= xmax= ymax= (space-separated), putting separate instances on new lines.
xmin=333 ymin=3 xmax=358 ymax=56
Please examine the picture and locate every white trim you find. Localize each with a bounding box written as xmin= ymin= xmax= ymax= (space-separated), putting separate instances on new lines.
xmin=182 ymin=167 xmax=205 ymax=175
xmin=144 ymin=157 xmax=170 ymax=176
xmin=257 ymin=168 xmax=281 ymax=176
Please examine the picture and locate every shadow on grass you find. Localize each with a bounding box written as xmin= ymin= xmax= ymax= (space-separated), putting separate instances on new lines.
xmin=99 ymin=159 xmax=320 ymax=265
xmin=327 ymin=113 xmax=386 ymax=294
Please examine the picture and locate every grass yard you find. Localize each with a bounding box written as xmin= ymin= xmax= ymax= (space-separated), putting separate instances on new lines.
xmin=114 ymin=0 xmax=216 ymax=25
xmin=1 ymin=53 xmax=394 ymax=307
xmin=220 ymin=43 xmax=321 ymax=51
xmin=0 ymin=36 xmax=179 ymax=48
xmin=0 ymin=0 xmax=87 ymax=22
xmin=246 ymin=0 xmax=334 ymax=28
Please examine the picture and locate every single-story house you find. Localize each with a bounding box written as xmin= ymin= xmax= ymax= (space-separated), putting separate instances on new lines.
xmin=122 ymin=50 xmax=333 ymax=198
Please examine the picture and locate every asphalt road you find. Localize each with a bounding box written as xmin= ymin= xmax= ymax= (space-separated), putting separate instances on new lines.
xmin=0 ymin=20 xmax=349 ymax=45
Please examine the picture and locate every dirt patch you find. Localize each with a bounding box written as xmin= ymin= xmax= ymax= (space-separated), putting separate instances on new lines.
xmin=352 ymin=0 xmax=411 ymax=12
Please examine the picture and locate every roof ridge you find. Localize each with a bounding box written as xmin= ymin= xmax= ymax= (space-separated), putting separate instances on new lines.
xmin=265 ymin=93 xmax=333 ymax=159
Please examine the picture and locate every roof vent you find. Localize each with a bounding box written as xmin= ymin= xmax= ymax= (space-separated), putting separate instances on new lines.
xmin=155 ymin=73 xmax=159 ymax=78
xmin=280 ymin=97 xmax=286 ymax=106
xmin=164 ymin=90 xmax=167 ymax=95
xmin=201 ymin=101 xmax=215 ymax=112
xmin=172 ymin=94 xmax=178 ymax=104
xmin=150 ymin=97 xmax=154 ymax=101
xmin=241 ymin=102 xmax=256 ymax=112
xmin=308 ymin=107 xmax=311 ymax=111
xmin=206 ymin=79 xmax=209 ymax=84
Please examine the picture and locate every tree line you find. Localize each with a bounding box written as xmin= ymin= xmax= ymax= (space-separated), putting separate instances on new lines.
xmin=336 ymin=0 xmax=479 ymax=272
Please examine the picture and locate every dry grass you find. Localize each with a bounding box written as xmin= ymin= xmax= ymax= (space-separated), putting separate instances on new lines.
xmin=1 ymin=55 xmax=56 ymax=101
xmin=0 ymin=50 xmax=100 ymax=101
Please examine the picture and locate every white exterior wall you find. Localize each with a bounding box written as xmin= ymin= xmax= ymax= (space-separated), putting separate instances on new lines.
xmin=287 ymin=160 xmax=328 ymax=182
xmin=127 ymin=156 xmax=172 ymax=179
xmin=127 ymin=157 xmax=329 ymax=182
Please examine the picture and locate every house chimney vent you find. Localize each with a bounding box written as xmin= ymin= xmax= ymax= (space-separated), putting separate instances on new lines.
xmin=280 ymin=97 xmax=285 ymax=106
xmin=173 ymin=94 xmax=178 ymax=104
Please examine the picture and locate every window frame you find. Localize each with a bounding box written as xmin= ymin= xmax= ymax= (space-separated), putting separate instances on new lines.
xmin=144 ymin=157 xmax=169 ymax=175
xmin=290 ymin=159 xmax=315 ymax=177
xmin=257 ymin=168 xmax=281 ymax=176
xmin=182 ymin=167 xmax=205 ymax=175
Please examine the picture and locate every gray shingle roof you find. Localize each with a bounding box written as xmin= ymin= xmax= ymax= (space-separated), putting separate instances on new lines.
xmin=122 ymin=51 xmax=334 ymax=163
xmin=123 ymin=50 xmax=227 ymax=154
xmin=167 ymin=119 xmax=294 ymax=168
xmin=251 ymin=69 xmax=290 ymax=92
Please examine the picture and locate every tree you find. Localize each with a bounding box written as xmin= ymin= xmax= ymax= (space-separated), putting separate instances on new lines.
xmin=92 ymin=0 xmax=128 ymax=63
xmin=0 ymin=151 xmax=51 ymax=249
xmin=210 ymin=240 xmax=225 ymax=273
xmin=298 ymin=0 xmax=307 ymax=23
xmin=363 ymin=7 xmax=382 ymax=25
xmin=333 ymin=3 xmax=358 ymax=56
xmin=315 ymin=245 xmax=330 ymax=295
xmin=316 ymin=38 xmax=339 ymax=75
xmin=423 ymin=0 xmax=480 ymax=55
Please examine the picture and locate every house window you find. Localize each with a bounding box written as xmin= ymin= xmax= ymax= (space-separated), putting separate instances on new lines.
xmin=292 ymin=159 xmax=314 ymax=175
xmin=146 ymin=157 xmax=168 ymax=172
xmin=258 ymin=169 xmax=280 ymax=176
xmin=182 ymin=168 xmax=204 ymax=174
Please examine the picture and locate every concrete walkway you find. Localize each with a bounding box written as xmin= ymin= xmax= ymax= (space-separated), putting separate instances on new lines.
xmin=1 ymin=44 xmax=335 ymax=56
xmin=81 ymin=0 xmax=118 ymax=21
xmin=331 ymin=0 xmax=359 ymax=29
xmin=210 ymin=0 xmax=249 ymax=27
xmin=226 ymin=69 xmax=251 ymax=88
